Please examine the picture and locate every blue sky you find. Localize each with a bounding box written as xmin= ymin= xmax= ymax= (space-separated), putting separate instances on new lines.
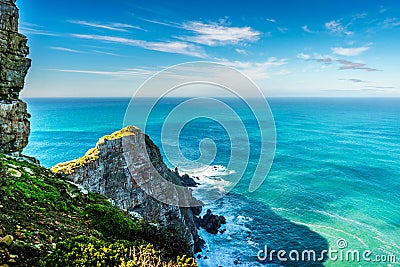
xmin=18 ymin=0 xmax=400 ymax=97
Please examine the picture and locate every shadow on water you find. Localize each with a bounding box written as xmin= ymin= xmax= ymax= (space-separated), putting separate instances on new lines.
xmin=211 ymin=193 xmax=329 ymax=267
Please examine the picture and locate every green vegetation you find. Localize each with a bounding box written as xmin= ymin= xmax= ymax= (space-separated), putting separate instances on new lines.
xmin=0 ymin=154 xmax=196 ymax=266
xmin=84 ymin=204 xmax=142 ymax=240
xmin=39 ymin=236 xmax=196 ymax=267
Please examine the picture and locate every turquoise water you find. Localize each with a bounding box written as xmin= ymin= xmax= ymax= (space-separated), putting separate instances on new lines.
xmin=24 ymin=98 xmax=400 ymax=266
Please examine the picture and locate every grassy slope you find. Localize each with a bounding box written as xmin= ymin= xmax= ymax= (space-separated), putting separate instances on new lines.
xmin=0 ymin=154 xmax=196 ymax=267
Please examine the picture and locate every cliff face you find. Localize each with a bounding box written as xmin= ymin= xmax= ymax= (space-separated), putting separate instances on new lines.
xmin=0 ymin=0 xmax=31 ymax=154
xmin=52 ymin=126 xmax=204 ymax=253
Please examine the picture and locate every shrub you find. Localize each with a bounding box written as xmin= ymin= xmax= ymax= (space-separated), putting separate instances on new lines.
xmin=39 ymin=236 xmax=197 ymax=267
xmin=84 ymin=204 xmax=141 ymax=240
xmin=136 ymin=223 xmax=192 ymax=261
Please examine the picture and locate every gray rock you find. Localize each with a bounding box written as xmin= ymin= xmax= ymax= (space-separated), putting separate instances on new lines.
xmin=53 ymin=126 xmax=204 ymax=253
xmin=0 ymin=0 xmax=31 ymax=154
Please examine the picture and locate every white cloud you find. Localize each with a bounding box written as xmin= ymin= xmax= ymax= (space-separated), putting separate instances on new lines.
xmin=332 ymin=46 xmax=370 ymax=56
xmin=337 ymin=59 xmax=378 ymax=71
xmin=49 ymin=46 xmax=82 ymax=53
xmin=71 ymin=34 xmax=207 ymax=58
xmin=297 ymin=53 xmax=311 ymax=60
xmin=51 ymin=68 xmax=155 ymax=78
xmin=267 ymin=18 xmax=276 ymax=23
xmin=178 ymin=21 xmax=261 ymax=46
xmin=339 ymin=78 xmax=369 ymax=83
xmin=20 ymin=27 xmax=59 ymax=36
xmin=277 ymin=27 xmax=288 ymax=33
xmin=69 ymin=20 xmax=144 ymax=32
xmin=313 ymin=54 xmax=334 ymax=64
xmin=325 ymin=20 xmax=353 ymax=35
xmin=381 ymin=18 xmax=400 ymax=29
xmin=301 ymin=25 xmax=312 ymax=33
xmin=235 ymin=48 xmax=247 ymax=55
xmin=92 ymin=50 xmax=120 ymax=57
xmin=219 ymin=57 xmax=287 ymax=80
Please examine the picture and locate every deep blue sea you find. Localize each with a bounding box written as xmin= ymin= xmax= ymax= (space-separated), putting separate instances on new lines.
xmin=24 ymin=98 xmax=400 ymax=267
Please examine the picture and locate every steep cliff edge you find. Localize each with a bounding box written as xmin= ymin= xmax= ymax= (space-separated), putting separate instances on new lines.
xmin=0 ymin=153 xmax=197 ymax=266
xmin=52 ymin=126 xmax=204 ymax=253
xmin=0 ymin=0 xmax=31 ymax=154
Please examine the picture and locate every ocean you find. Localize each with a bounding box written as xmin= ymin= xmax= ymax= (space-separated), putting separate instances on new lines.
xmin=24 ymin=98 xmax=400 ymax=266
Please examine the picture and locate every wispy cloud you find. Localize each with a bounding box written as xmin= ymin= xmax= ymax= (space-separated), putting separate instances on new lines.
xmin=51 ymin=68 xmax=155 ymax=78
xmin=301 ymin=25 xmax=313 ymax=33
xmin=235 ymin=48 xmax=247 ymax=55
xmin=71 ymin=34 xmax=207 ymax=58
xmin=379 ymin=6 xmax=387 ymax=14
xmin=49 ymin=46 xmax=82 ymax=53
xmin=178 ymin=21 xmax=261 ymax=46
xmin=20 ymin=26 xmax=59 ymax=36
xmin=351 ymin=12 xmax=368 ymax=20
xmin=220 ymin=57 xmax=287 ymax=80
xmin=332 ymin=46 xmax=370 ymax=56
xmin=381 ymin=18 xmax=400 ymax=29
xmin=364 ymin=85 xmax=394 ymax=89
xmin=339 ymin=78 xmax=369 ymax=83
xmin=325 ymin=20 xmax=353 ymax=35
xmin=142 ymin=18 xmax=261 ymax=47
xmin=267 ymin=18 xmax=276 ymax=23
xmin=297 ymin=53 xmax=332 ymax=63
xmin=314 ymin=54 xmax=333 ymax=64
xmin=69 ymin=20 xmax=144 ymax=32
xmin=337 ymin=59 xmax=378 ymax=71
xmin=277 ymin=27 xmax=288 ymax=33
xmin=92 ymin=50 xmax=120 ymax=57
xmin=297 ymin=53 xmax=311 ymax=60
xmin=140 ymin=18 xmax=179 ymax=28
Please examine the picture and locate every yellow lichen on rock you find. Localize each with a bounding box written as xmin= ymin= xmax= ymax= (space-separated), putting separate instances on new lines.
xmin=51 ymin=126 xmax=139 ymax=175
xmin=97 ymin=126 xmax=139 ymax=145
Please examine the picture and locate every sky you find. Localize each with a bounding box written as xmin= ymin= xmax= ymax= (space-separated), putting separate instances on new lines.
xmin=17 ymin=0 xmax=400 ymax=98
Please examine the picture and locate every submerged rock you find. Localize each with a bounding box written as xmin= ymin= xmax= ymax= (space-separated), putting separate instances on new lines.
xmin=52 ymin=126 xmax=204 ymax=253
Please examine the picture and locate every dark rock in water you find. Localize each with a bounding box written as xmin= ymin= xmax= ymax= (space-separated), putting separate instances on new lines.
xmin=0 ymin=0 xmax=31 ymax=154
xmin=191 ymin=205 xmax=202 ymax=216
xmin=199 ymin=209 xmax=227 ymax=234
xmin=181 ymin=173 xmax=199 ymax=187
xmin=52 ymin=126 xmax=204 ymax=253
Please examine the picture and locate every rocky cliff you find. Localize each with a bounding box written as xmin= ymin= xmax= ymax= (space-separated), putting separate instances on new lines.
xmin=52 ymin=126 xmax=204 ymax=253
xmin=0 ymin=0 xmax=31 ymax=154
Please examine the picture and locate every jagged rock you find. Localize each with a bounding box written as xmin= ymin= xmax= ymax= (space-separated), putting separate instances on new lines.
xmin=180 ymin=173 xmax=199 ymax=187
xmin=0 ymin=0 xmax=31 ymax=154
xmin=0 ymin=100 xmax=30 ymax=154
xmin=199 ymin=209 xmax=226 ymax=234
xmin=52 ymin=126 xmax=204 ymax=253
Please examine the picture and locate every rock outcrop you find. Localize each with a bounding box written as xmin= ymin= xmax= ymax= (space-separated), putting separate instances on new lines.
xmin=52 ymin=126 xmax=204 ymax=253
xmin=0 ymin=0 xmax=31 ymax=154
xmin=199 ymin=209 xmax=226 ymax=234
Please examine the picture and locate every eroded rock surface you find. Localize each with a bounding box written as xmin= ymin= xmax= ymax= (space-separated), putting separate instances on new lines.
xmin=0 ymin=0 xmax=31 ymax=154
